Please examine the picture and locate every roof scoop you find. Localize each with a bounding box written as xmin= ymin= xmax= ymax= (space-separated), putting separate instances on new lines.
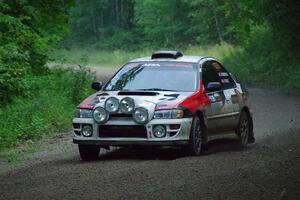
xmin=151 ymin=51 xmax=183 ymax=59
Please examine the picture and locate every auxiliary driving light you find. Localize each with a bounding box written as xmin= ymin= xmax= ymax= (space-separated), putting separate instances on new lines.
xmin=120 ymin=97 xmax=135 ymax=113
xmin=93 ymin=107 xmax=108 ymax=123
xmin=133 ymin=107 xmax=148 ymax=124
xmin=82 ymin=125 xmax=93 ymax=137
xmin=105 ymin=97 xmax=119 ymax=113
xmin=153 ymin=125 xmax=166 ymax=138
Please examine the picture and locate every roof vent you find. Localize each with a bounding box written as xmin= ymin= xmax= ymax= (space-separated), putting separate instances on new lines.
xmin=151 ymin=51 xmax=183 ymax=59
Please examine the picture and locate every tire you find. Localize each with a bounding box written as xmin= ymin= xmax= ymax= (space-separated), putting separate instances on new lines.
xmin=236 ymin=111 xmax=250 ymax=149
xmin=186 ymin=116 xmax=204 ymax=156
xmin=78 ymin=145 xmax=100 ymax=161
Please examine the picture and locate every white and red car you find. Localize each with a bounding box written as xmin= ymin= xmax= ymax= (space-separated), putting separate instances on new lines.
xmin=73 ymin=51 xmax=255 ymax=160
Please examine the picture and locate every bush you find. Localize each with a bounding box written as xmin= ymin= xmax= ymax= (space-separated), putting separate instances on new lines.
xmin=0 ymin=68 xmax=94 ymax=150
xmin=224 ymin=24 xmax=300 ymax=90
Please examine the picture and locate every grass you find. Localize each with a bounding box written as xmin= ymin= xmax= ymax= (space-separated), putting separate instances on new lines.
xmin=50 ymin=43 xmax=235 ymax=68
xmin=0 ymin=131 xmax=71 ymax=163
xmin=0 ymin=140 xmax=39 ymax=163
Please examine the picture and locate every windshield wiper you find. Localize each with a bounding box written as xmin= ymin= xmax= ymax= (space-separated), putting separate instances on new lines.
xmin=136 ymin=88 xmax=177 ymax=92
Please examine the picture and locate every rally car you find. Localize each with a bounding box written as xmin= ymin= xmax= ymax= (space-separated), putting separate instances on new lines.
xmin=73 ymin=51 xmax=255 ymax=160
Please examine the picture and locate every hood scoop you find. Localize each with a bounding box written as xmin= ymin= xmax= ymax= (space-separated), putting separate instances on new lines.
xmin=118 ymin=91 xmax=159 ymax=96
xmin=164 ymin=93 xmax=180 ymax=98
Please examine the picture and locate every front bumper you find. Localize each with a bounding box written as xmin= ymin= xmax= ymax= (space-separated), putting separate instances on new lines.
xmin=73 ymin=139 xmax=188 ymax=146
xmin=72 ymin=117 xmax=192 ymax=146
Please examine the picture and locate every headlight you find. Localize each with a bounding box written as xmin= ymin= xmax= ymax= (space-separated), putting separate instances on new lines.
xmin=133 ymin=107 xmax=148 ymax=124
xmin=75 ymin=109 xmax=93 ymax=118
xmin=105 ymin=97 xmax=119 ymax=113
xmin=120 ymin=97 xmax=135 ymax=113
xmin=93 ymin=107 xmax=108 ymax=123
xmin=82 ymin=125 xmax=93 ymax=137
xmin=153 ymin=109 xmax=184 ymax=119
xmin=153 ymin=125 xmax=166 ymax=138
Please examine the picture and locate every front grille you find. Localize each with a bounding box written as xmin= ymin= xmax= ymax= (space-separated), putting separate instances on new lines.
xmin=110 ymin=113 xmax=132 ymax=118
xmin=99 ymin=125 xmax=147 ymax=138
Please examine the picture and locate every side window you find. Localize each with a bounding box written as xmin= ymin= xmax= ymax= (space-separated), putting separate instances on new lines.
xmin=202 ymin=62 xmax=221 ymax=88
xmin=202 ymin=61 xmax=236 ymax=89
xmin=216 ymin=63 xmax=236 ymax=89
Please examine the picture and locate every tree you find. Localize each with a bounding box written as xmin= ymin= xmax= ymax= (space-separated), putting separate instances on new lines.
xmin=0 ymin=0 xmax=74 ymax=104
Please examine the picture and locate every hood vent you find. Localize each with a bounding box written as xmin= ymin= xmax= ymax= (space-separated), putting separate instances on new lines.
xmin=118 ymin=91 xmax=159 ymax=96
xmin=164 ymin=93 xmax=180 ymax=98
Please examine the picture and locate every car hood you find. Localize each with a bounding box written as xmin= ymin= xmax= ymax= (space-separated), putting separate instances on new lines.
xmin=78 ymin=90 xmax=195 ymax=111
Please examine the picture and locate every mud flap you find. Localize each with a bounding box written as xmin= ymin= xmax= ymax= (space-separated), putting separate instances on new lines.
xmin=248 ymin=115 xmax=255 ymax=143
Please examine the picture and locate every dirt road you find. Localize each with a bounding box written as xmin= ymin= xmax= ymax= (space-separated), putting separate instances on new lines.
xmin=1 ymin=69 xmax=300 ymax=200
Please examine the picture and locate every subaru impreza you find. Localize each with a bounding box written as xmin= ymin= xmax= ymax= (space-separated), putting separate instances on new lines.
xmin=72 ymin=51 xmax=255 ymax=160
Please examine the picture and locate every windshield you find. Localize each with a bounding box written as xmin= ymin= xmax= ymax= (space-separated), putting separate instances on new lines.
xmin=104 ymin=62 xmax=199 ymax=92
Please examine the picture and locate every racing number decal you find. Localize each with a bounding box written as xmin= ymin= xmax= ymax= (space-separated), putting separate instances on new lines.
xmin=208 ymin=92 xmax=225 ymax=105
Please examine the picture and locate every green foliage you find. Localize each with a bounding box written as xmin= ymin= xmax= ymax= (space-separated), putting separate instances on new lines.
xmin=134 ymin=0 xmax=192 ymax=47
xmin=224 ymin=25 xmax=300 ymax=90
xmin=64 ymin=0 xmax=135 ymax=48
xmin=64 ymin=0 xmax=239 ymax=49
xmin=261 ymin=0 xmax=300 ymax=51
xmin=51 ymin=43 xmax=235 ymax=68
xmin=0 ymin=0 xmax=74 ymax=104
xmin=0 ymin=69 xmax=93 ymax=150
xmin=0 ymin=0 xmax=85 ymax=152
xmin=224 ymin=0 xmax=300 ymax=90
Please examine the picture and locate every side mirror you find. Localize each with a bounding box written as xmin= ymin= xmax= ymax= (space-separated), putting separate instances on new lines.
xmin=91 ymin=81 xmax=103 ymax=91
xmin=206 ymin=82 xmax=221 ymax=92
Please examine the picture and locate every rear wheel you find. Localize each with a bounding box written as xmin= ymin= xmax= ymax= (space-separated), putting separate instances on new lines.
xmin=186 ymin=116 xmax=203 ymax=156
xmin=78 ymin=145 xmax=100 ymax=161
xmin=237 ymin=111 xmax=250 ymax=149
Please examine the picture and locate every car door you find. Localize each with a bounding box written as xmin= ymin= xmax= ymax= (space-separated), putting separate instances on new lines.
xmin=202 ymin=61 xmax=238 ymax=135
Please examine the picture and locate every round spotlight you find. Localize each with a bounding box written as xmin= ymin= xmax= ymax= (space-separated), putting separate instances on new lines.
xmin=82 ymin=125 xmax=93 ymax=137
xmin=153 ymin=125 xmax=166 ymax=138
xmin=120 ymin=97 xmax=135 ymax=113
xmin=93 ymin=107 xmax=108 ymax=123
xmin=105 ymin=97 xmax=119 ymax=113
xmin=133 ymin=107 xmax=148 ymax=124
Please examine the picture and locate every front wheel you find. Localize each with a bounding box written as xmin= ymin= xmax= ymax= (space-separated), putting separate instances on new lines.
xmin=78 ymin=145 xmax=100 ymax=161
xmin=236 ymin=111 xmax=250 ymax=149
xmin=186 ymin=116 xmax=204 ymax=156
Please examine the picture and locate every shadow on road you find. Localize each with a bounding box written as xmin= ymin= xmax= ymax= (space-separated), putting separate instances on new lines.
xmin=99 ymin=146 xmax=186 ymax=161
xmin=50 ymin=138 xmax=255 ymax=166
xmin=206 ymin=138 xmax=247 ymax=153
xmin=95 ymin=138 xmax=254 ymax=161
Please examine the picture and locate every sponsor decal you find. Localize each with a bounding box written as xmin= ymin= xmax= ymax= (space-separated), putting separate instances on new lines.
xmin=155 ymin=84 xmax=211 ymax=114
xmin=208 ymin=92 xmax=225 ymax=106
xmin=164 ymin=63 xmax=195 ymax=68
xmin=221 ymin=78 xmax=230 ymax=83
xmin=79 ymin=95 xmax=99 ymax=109
xmin=218 ymin=72 xmax=229 ymax=77
xmin=141 ymin=63 xmax=160 ymax=67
